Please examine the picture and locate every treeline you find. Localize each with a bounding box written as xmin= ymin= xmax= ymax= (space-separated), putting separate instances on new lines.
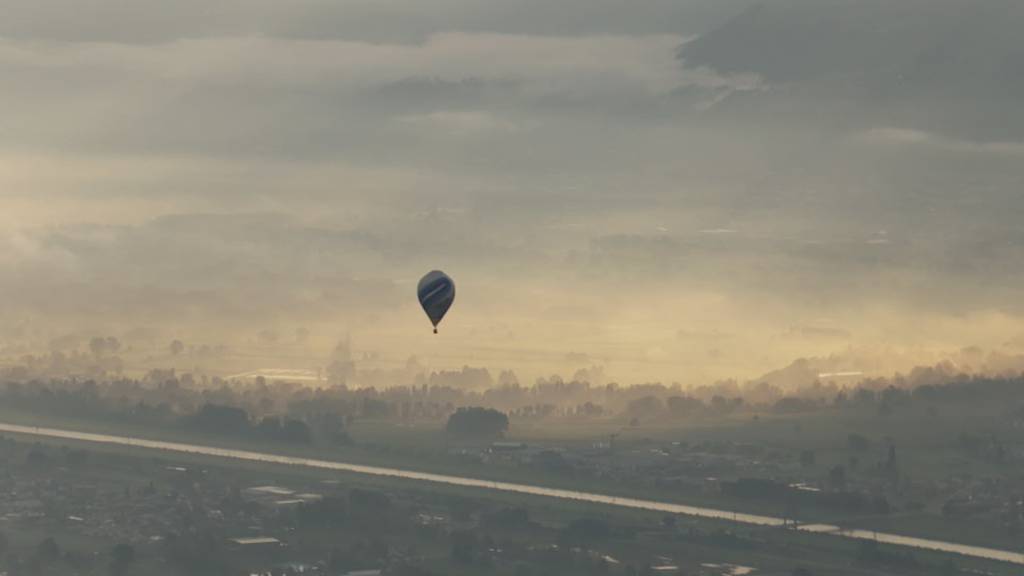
xmin=446 ymin=407 xmax=509 ymax=438
xmin=187 ymin=404 xmax=315 ymax=444
xmin=0 ymin=381 xmax=352 ymax=446
xmin=4 ymin=365 xmax=1024 ymax=435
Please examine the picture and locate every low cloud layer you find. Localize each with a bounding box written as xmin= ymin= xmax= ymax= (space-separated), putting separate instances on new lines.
xmin=2 ymin=1 xmax=1024 ymax=385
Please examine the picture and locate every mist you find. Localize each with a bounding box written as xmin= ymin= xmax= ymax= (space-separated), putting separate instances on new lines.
xmin=2 ymin=0 xmax=1024 ymax=387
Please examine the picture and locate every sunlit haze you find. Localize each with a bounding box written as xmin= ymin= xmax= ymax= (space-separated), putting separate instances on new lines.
xmin=3 ymin=0 xmax=1024 ymax=388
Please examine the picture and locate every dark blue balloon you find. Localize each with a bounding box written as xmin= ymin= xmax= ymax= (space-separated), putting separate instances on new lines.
xmin=417 ymin=270 xmax=455 ymax=333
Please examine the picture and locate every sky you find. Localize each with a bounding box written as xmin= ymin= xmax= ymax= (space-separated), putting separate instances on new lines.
xmin=2 ymin=0 xmax=1024 ymax=386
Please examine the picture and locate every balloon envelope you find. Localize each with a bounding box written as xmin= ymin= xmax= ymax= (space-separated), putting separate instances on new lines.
xmin=417 ymin=270 xmax=455 ymax=333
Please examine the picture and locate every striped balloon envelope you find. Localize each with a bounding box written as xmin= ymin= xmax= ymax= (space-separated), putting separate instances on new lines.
xmin=417 ymin=270 xmax=456 ymax=334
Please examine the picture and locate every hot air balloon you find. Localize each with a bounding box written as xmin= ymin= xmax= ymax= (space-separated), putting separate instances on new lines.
xmin=417 ymin=270 xmax=455 ymax=334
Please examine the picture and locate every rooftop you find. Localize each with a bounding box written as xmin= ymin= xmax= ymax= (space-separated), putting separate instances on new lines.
xmin=230 ymin=537 xmax=281 ymax=546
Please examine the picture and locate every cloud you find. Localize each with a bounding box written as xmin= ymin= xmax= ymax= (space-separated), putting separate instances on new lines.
xmin=395 ymin=111 xmax=525 ymax=136
xmin=0 ymin=214 xmax=405 ymax=328
xmin=0 ymin=32 xmax=733 ymax=165
xmin=1 ymin=1 xmax=1024 ymax=384
xmin=0 ymin=0 xmax=747 ymax=44
xmin=858 ymin=127 xmax=1024 ymax=156
xmin=679 ymin=0 xmax=1024 ymax=142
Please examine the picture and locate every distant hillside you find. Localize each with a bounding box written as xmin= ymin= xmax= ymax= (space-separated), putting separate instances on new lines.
xmin=679 ymin=0 xmax=1024 ymax=140
xmin=752 ymin=345 xmax=1024 ymax=390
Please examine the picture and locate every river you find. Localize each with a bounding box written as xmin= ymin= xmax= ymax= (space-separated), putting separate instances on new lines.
xmin=0 ymin=422 xmax=1020 ymax=566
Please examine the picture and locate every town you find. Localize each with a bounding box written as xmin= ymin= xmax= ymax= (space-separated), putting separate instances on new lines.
xmin=1 ymin=367 xmax=1023 ymax=575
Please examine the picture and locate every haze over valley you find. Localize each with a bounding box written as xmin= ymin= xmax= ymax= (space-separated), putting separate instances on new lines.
xmin=2 ymin=2 xmax=1024 ymax=575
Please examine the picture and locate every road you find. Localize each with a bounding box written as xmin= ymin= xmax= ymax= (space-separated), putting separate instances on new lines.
xmin=0 ymin=421 xmax=1020 ymax=566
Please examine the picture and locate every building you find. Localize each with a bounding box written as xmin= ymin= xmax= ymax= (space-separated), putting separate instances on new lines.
xmin=228 ymin=536 xmax=282 ymax=551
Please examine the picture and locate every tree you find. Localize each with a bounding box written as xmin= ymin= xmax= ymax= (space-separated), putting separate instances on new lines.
xmin=299 ymin=496 xmax=348 ymax=528
xmin=667 ymin=395 xmax=704 ymax=416
xmin=856 ymin=540 xmax=880 ymax=563
xmin=169 ymin=339 xmax=185 ymax=356
xmin=710 ymin=395 xmax=743 ymax=415
xmin=450 ymin=530 xmax=478 ymax=564
xmin=26 ymin=446 xmax=50 ymax=468
xmin=800 ymin=450 xmax=816 ymax=467
xmin=627 ymin=395 xmax=663 ymax=417
xmin=847 ymin=433 xmax=870 ymax=452
xmin=282 ymin=419 xmax=312 ymax=444
xmin=532 ymin=450 xmax=571 ymax=473
xmin=445 ymin=407 xmax=509 ymax=439
xmin=886 ymin=444 xmax=899 ymax=483
xmin=256 ymin=416 xmax=282 ymax=439
xmin=774 ymin=397 xmax=817 ymax=413
xmin=390 ymin=566 xmax=439 ymax=576
xmin=89 ymin=337 xmax=107 ymax=358
xmin=166 ymin=529 xmax=225 ymax=574
xmin=189 ymin=403 xmax=249 ymax=436
xmin=350 ymin=488 xmax=391 ymax=512
xmin=481 ymin=507 xmax=531 ymax=531
xmin=110 ymin=543 xmax=135 ymax=575
xmin=253 ymin=414 xmax=311 ymax=444
xmin=349 ymin=488 xmax=391 ymax=529
xmin=829 ymin=465 xmax=847 ymax=491
xmin=563 ymin=518 xmax=611 ymax=545
xmin=361 ymin=397 xmax=392 ymax=419
xmin=91 ymin=336 xmax=122 ymax=357
xmin=36 ymin=537 xmax=60 ymax=561
xmin=310 ymin=412 xmax=351 ymax=445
